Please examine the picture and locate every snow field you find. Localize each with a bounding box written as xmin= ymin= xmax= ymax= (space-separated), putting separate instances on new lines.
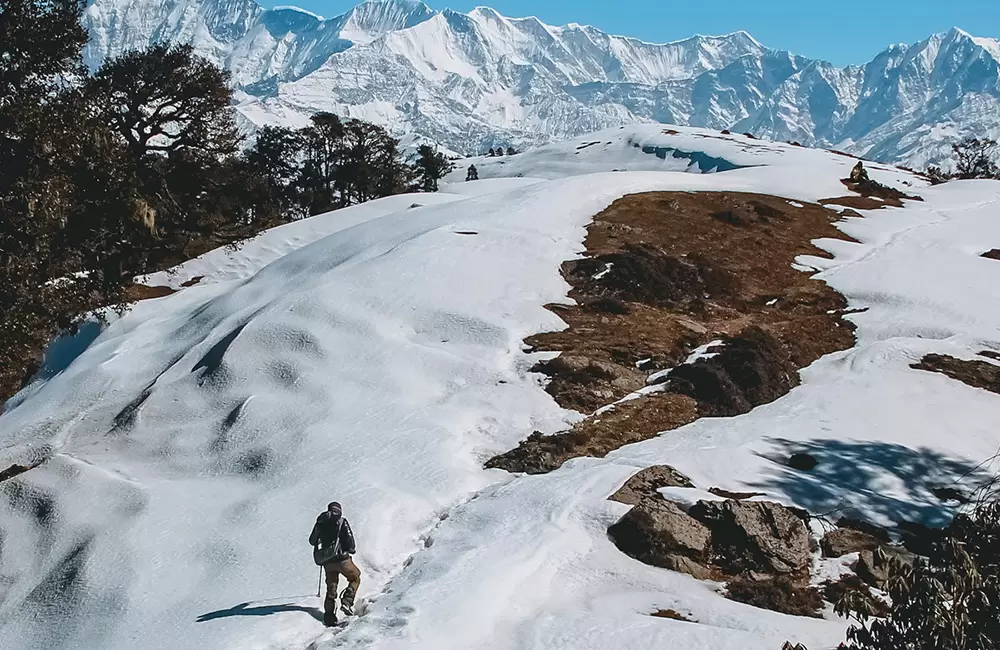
xmin=0 ymin=125 xmax=997 ymax=650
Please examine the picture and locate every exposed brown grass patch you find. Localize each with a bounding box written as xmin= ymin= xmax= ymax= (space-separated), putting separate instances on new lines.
xmin=487 ymin=191 xmax=859 ymax=473
xmin=124 ymin=283 xmax=176 ymax=301
xmin=912 ymin=353 xmax=1000 ymax=394
xmin=651 ymin=608 xmax=693 ymax=622
xmin=820 ymin=196 xmax=894 ymax=211
xmin=821 ymin=178 xmax=922 ymax=210
xmin=486 ymin=392 xmax=698 ymax=474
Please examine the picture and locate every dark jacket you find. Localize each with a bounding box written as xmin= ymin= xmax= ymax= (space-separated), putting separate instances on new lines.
xmin=309 ymin=512 xmax=356 ymax=561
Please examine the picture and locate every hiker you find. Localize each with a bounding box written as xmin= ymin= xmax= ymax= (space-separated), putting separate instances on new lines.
xmin=309 ymin=501 xmax=360 ymax=626
xmin=850 ymin=160 xmax=870 ymax=183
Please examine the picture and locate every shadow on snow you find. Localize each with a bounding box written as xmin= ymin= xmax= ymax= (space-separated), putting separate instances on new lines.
xmin=197 ymin=601 xmax=323 ymax=623
xmin=752 ymin=438 xmax=992 ymax=529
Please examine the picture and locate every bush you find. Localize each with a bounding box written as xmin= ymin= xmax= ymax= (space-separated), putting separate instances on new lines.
xmin=836 ymin=496 xmax=1000 ymax=650
xmin=952 ymin=138 xmax=999 ymax=180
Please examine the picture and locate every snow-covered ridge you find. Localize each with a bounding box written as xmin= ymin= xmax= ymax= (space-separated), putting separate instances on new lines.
xmin=82 ymin=0 xmax=1000 ymax=168
xmin=2 ymin=124 xmax=999 ymax=650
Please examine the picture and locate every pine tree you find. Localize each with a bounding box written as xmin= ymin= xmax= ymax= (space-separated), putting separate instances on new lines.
xmin=466 ymin=164 xmax=479 ymax=181
xmin=245 ymin=125 xmax=307 ymax=219
xmin=414 ymin=144 xmax=453 ymax=192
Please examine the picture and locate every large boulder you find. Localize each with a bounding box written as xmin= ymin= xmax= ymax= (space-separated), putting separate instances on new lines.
xmin=821 ymin=528 xmax=882 ymax=558
xmin=689 ymin=500 xmax=811 ymax=577
xmin=608 ymin=500 xmax=711 ymax=578
xmin=609 ymin=465 xmax=694 ymax=508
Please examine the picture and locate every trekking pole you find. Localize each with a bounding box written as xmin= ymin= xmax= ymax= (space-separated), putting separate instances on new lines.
xmin=317 ymin=565 xmax=323 ymax=599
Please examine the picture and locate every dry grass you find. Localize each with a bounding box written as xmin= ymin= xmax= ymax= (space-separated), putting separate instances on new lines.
xmin=486 ymin=393 xmax=698 ymax=474
xmin=488 ymin=191 xmax=860 ymax=473
xmin=821 ymin=177 xmax=922 ymax=210
xmin=650 ymin=608 xmax=693 ymax=622
xmin=912 ymin=353 xmax=1000 ymax=395
xmin=124 ymin=283 xmax=176 ymax=301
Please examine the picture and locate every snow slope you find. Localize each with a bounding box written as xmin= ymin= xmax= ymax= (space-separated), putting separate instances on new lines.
xmin=82 ymin=0 xmax=1000 ymax=169
xmin=2 ymin=125 xmax=1000 ymax=650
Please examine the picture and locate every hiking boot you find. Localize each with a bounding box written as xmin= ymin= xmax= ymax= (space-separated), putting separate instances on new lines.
xmin=340 ymin=586 xmax=356 ymax=616
xmin=323 ymin=609 xmax=339 ymax=627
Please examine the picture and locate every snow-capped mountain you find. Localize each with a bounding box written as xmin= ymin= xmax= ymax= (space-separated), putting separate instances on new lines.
xmin=82 ymin=0 xmax=1000 ymax=168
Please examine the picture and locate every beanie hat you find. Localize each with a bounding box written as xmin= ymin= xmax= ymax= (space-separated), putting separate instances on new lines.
xmin=327 ymin=502 xmax=343 ymax=517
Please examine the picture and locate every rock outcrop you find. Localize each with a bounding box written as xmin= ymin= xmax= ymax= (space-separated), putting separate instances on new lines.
xmin=688 ymin=499 xmax=812 ymax=577
xmin=821 ymin=527 xmax=882 ymax=558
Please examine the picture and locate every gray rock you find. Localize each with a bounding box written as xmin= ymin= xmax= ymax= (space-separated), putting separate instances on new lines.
xmin=608 ymin=500 xmax=711 ymax=571
xmin=689 ymin=500 xmax=811 ymax=576
xmin=856 ymin=546 xmax=916 ymax=588
xmin=821 ymin=528 xmax=882 ymax=558
xmin=664 ymin=554 xmax=714 ymax=580
xmin=609 ymin=465 xmax=695 ymax=507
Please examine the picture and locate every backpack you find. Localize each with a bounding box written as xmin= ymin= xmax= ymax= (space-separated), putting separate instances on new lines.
xmin=312 ymin=516 xmax=345 ymax=566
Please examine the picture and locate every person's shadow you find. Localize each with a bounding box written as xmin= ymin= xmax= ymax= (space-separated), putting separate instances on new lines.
xmin=197 ymin=600 xmax=323 ymax=623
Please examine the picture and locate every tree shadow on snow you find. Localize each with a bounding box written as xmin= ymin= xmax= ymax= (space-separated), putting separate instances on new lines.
xmin=752 ymin=438 xmax=992 ymax=529
xmin=197 ymin=601 xmax=323 ymax=623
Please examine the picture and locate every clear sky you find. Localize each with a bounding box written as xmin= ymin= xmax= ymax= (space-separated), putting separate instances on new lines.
xmin=265 ymin=0 xmax=999 ymax=66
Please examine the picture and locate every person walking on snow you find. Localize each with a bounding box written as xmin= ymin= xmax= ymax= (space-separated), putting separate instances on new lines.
xmin=310 ymin=501 xmax=361 ymax=626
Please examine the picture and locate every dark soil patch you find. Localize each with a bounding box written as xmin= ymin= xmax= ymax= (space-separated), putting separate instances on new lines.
xmin=788 ymin=452 xmax=818 ymax=471
xmin=567 ymin=244 xmax=736 ymax=308
xmin=911 ymin=353 xmax=1000 ymax=394
xmin=487 ymin=191 xmax=860 ymax=473
xmin=724 ymin=575 xmax=824 ymax=617
xmin=180 ymin=275 xmax=205 ymax=287
xmin=979 ymin=350 xmax=1000 ymax=361
xmin=708 ymin=487 xmax=766 ymax=500
xmin=981 ymin=249 xmax=1000 ymax=260
xmin=0 ymin=463 xmax=37 ymax=483
xmin=666 ymin=327 xmax=797 ymax=417
xmin=651 ymin=608 xmax=693 ymax=622
xmin=582 ymin=297 xmax=631 ymax=315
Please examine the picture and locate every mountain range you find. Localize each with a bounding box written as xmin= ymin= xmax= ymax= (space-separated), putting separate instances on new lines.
xmin=81 ymin=0 xmax=1000 ymax=168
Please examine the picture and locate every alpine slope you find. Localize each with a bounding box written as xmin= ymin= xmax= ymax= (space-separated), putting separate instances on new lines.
xmin=2 ymin=126 xmax=1000 ymax=650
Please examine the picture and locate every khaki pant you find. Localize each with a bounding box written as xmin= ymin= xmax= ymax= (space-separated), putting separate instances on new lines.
xmin=324 ymin=557 xmax=361 ymax=614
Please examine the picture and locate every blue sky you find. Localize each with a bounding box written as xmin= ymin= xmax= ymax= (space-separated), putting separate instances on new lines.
xmin=266 ymin=0 xmax=999 ymax=66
